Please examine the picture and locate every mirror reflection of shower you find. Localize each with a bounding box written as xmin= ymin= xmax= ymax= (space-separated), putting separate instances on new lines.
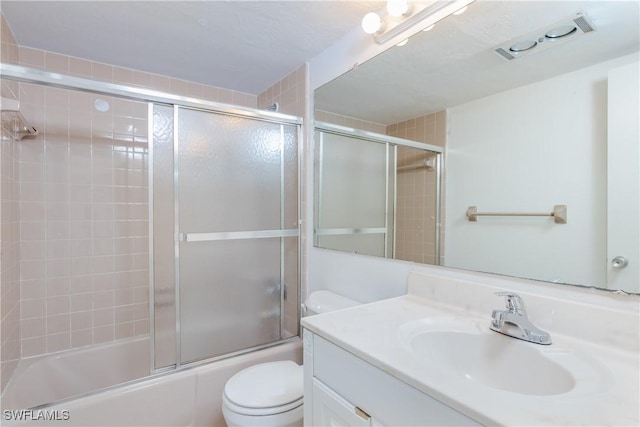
xmin=314 ymin=122 xmax=442 ymax=264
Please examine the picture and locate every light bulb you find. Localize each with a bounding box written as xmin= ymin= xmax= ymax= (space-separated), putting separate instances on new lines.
xmin=387 ymin=0 xmax=410 ymax=17
xmin=422 ymin=24 xmax=435 ymax=32
xmin=396 ymin=39 xmax=408 ymax=47
xmin=362 ymin=12 xmax=383 ymax=34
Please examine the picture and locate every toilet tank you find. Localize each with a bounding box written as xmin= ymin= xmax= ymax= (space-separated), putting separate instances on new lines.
xmin=304 ymin=290 xmax=360 ymax=316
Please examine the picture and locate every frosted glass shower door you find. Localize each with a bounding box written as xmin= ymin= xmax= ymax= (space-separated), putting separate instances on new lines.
xmin=315 ymin=130 xmax=390 ymax=257
xmin=177 ymin=107 xmax=298 ymax=365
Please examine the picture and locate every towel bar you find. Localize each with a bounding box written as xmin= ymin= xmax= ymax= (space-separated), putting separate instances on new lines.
xmin=466 ymin=205 xmax=567 ymax=224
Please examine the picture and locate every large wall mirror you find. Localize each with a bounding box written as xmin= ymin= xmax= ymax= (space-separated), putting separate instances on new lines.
xmin=313 ymin=0 xmax=639 ymax=293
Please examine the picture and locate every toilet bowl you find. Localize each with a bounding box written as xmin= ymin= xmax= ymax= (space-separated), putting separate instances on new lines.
xmin=222 ymin=361 xmax=303 ymax=427
xmin=221 ymin=291 xmax=359 ymax=427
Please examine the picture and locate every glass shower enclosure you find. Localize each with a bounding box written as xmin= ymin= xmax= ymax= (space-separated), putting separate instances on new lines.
xmin=0 ymin=62 xmax=300 ymax=408
xmin=152 ymin=104 xmax=300 ymax=370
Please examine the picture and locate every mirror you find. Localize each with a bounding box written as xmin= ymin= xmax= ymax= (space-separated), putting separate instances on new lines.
xmin=314 ymin=123 xmax=443 ymax=263
xmin=313 ymin=0 xmax=639 ymax=293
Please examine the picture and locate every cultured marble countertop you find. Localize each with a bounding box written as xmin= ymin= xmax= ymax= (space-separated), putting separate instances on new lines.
xmin=302 ymin=294 xmax=640 ymax=426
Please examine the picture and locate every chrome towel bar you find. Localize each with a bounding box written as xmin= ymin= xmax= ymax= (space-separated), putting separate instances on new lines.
xmin=466 ymin=204 xmax=567 ymax=224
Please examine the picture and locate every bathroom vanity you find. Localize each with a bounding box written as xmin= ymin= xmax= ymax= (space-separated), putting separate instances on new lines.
xmin=303 ymin=331 xmax=478 ymax=426
xmin=301 ymin=272 xmax=640 ymax=426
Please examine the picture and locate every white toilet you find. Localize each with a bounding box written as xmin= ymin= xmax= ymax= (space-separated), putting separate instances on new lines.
xmin=221 ymin=290 xmax=360 ymax=427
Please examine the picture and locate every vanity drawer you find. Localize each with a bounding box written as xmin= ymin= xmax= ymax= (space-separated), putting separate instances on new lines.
xmin=312 ymin=335 xmax=479 ymax=426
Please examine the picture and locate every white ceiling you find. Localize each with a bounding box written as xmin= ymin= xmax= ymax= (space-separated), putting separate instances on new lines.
xmin=1 ymin=0 xmax=383 ymax=95
xmin=315 ymin=0 xmax=640 ymax=125
xmin=2 ymin=0 xmax=638 ymax=119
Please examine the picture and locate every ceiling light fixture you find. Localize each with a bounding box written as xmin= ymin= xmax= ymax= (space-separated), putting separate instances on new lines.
xmin=545 ymin=25 xmax=578 ymax=39
xmin=362 ymin=0 xmax=476 ymax=45
xmin=494 ymin=12 xmax=595 ymax=61
xmin=509 ymin=40 xmax=537 ymax=53
xmin=362 ymin=11 xmax=385 ymax=35
xmin=387 ymin=0 xmax=412 ymax=17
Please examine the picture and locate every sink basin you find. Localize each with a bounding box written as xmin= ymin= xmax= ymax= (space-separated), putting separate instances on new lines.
xmin=398 ymin=317 xmax=576 ymax=395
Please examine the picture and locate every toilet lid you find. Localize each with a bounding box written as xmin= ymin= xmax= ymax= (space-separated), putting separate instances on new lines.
xmin=224 ymin=361 xmax=303 ymax=409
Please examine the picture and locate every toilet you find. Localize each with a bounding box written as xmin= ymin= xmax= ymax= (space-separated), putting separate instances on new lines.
xmin=221 ymin=290 xmax=360 ymax=427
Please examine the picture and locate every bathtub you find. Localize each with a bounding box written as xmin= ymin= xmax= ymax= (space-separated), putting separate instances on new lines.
xmin=2 ymin=339 xmax=302 ymax=426
xmin=2 ymin=336 xmax=150 ymax=410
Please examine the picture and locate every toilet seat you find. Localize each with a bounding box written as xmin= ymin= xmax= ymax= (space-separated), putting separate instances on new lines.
xmin=223 ymin=394 xmax=303 ymax=416
xmin=223 ymin=361 xmax=303 ymax=416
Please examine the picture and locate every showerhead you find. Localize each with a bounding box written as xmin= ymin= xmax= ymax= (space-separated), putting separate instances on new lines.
xmin=1 ymin=97 xmax=39 ymax=141
xmin=265 ymin=102 xmax=279 ymax=112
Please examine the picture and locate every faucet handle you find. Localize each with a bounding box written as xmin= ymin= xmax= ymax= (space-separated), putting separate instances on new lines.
xmin=495 ymin=292 xmax=526 ymax=314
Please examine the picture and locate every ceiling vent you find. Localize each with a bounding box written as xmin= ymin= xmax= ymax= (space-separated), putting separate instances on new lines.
xmin=493 ymin=12 xmax=595 ymax=61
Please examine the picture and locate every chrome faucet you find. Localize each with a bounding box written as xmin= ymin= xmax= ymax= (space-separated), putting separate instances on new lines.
xmin=490 ymin=292 xmax=552 ymax=345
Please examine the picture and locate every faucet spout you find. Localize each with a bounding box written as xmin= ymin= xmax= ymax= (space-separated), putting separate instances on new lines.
xmin=490 ymin=292 xmax=552 ymax=345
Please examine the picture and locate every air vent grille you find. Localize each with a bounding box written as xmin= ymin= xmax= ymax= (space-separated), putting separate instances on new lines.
xmin=494 ymin=48 xmax=515 ymax=60
xmin=573 ymin=15 xmax=595 ymax=33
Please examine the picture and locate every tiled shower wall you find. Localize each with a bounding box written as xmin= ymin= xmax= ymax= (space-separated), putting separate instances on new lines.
xmin=388 ymin=111 xmax=447 ymax=265
xmin=1 ymin=26 xmax=261 ymax=362
xmin=1 ymin=12 xmax=22 ymax=393
xmin=314 ymin=109 xmax=387 ymax=134
xmin=17 ymin=83 xmax=151 ymax=356
xmin=258 ymin=65 xmax=306 ymax=118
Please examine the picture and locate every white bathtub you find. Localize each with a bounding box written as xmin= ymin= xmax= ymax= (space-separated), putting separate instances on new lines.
xmin=2 ymin=340 xmax=302 ymax=426
xmin=2 ymin=336 xmax=150 ymax=410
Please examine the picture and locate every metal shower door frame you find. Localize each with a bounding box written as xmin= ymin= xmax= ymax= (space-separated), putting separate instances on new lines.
xmin=169 ymin=104 xmax=301 ymax=368
xmin=314 ymin=121 xmax=443 ymax=263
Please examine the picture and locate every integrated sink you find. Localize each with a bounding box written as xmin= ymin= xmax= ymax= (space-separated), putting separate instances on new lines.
xmin=398 ymin=317 xmax=577 ymax=396
xmin=411 ymin=330 xmax=575 ymax=395
xmin=303 ymin=286 xmax=637 ymax=426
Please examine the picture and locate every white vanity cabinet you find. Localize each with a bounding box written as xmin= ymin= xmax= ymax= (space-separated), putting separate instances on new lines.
xmin=311 ymin=379 xmax=372 ymax=426
xmin=303 ymin=330 xmax=480 ymax=427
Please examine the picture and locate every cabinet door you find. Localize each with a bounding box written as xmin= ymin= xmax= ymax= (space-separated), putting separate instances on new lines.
xmin=312 ymin=379 xmax=371 ymax=427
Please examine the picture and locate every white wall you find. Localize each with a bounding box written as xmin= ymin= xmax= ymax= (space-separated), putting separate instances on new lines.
xmin=444 ymin=54 xmax=637 ymax=288
xmin=607 ymin=61 xmax=640 ymax=293
xmin=308 ymin=248 xmax=413 ymax=303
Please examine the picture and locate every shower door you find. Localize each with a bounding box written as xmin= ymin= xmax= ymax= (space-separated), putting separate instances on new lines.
xmin=313 ymin=123 xmax=442 ymax=264
xmin=152 ymin=105 xmax=299 ymax=369
xmin=314 ymin=130 xmax=392 ymax=257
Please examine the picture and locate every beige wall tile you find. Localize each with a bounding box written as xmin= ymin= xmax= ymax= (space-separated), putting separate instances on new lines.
xmin=258 ymin=64 xmax=307 ymax=117
xmin=388 ymin=110 xmax=447 ymax=265
xmin=22 ymin=336 xmax=46 ymax=357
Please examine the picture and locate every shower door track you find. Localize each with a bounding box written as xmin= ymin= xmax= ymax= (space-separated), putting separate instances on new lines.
xmin=0 ymin=63 xmax=303 ymax=125
xmin=315 ymin=121 xmax=442 ymax=152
